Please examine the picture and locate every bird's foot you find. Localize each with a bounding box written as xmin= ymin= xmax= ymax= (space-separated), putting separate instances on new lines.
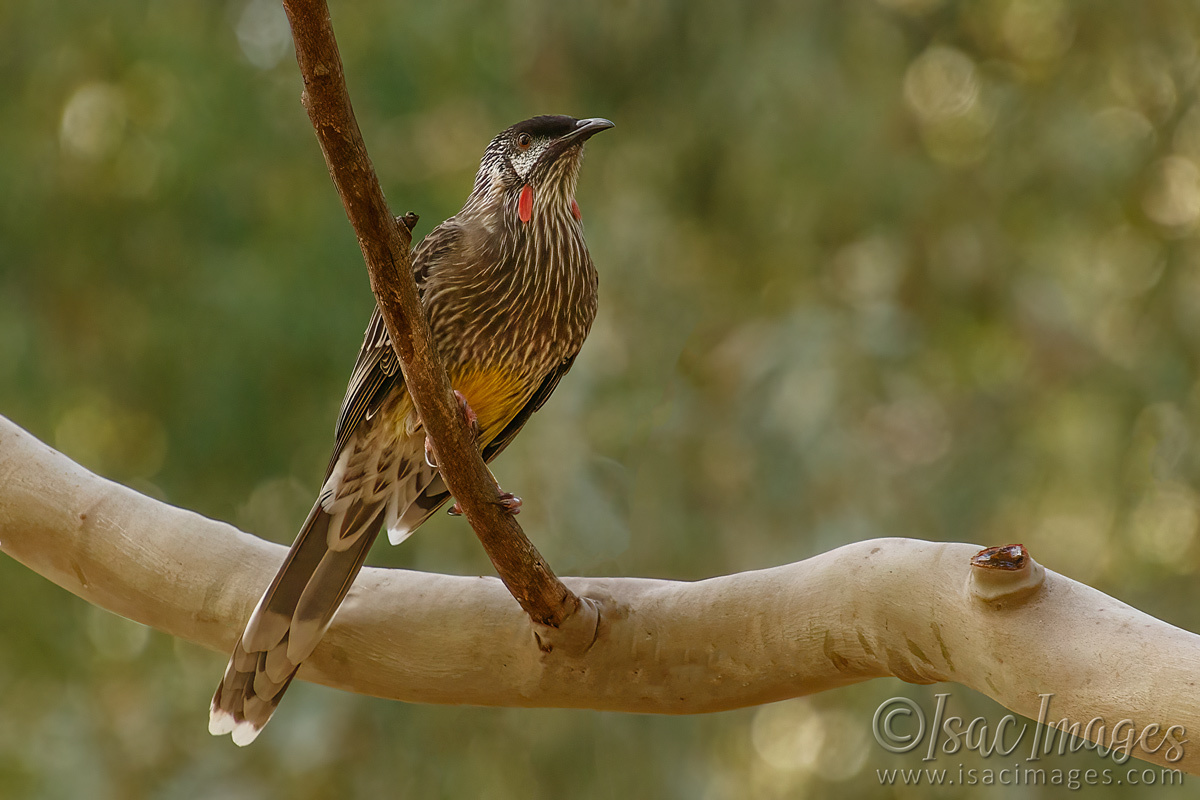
xmin=424 ymin=390 xmax=481 ymax=469
xmin=446 ymin=491 xmax=522 ymax=517
xmin=495 ymin=491 xmax=523 ymax=515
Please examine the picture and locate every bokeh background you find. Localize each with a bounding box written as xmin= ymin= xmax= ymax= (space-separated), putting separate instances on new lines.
xmin=3 ymin=0 xmax=1200 ymax=797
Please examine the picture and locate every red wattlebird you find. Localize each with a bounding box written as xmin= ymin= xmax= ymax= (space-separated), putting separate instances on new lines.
xmin=210 ymin=115 xmax=613 ymax=745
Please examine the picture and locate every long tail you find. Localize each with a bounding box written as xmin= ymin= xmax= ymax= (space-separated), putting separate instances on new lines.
xmin=209 ymin=499 xmax=385 ymax=746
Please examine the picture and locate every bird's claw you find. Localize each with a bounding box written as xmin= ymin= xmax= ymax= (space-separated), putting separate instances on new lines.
xmin=445 ymin=492 xmax=522 ymax=517
xmin=496 ymin=492 xmax=523 ymax=515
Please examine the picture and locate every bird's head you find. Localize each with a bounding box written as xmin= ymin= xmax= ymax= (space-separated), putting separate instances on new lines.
xmin=469 ymin=115 xmax=614 ymax=225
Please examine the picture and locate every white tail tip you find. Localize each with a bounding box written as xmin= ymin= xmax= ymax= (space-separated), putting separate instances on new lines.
xmin=387 ymin=524 xmax=416 ymax=546
xmin=209 ymin=706 xmax=263 ymax=746
xmin=231 ymin=720 xmax=263 ymax=747
xmin=208 ymin=706 xmax=236 ymax=736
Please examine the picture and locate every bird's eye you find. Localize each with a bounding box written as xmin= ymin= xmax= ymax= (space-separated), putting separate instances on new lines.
xmin=516 ymin=133 xmax=533 ymax=150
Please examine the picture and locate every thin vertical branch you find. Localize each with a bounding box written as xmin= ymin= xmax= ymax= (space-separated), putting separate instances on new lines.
xmin=279 ymin=0 xmax=580 ymax=627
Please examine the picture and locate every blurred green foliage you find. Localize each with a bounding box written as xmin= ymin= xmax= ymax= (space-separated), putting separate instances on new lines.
xmin=3 ymin=0 xmax=1200 ymax=797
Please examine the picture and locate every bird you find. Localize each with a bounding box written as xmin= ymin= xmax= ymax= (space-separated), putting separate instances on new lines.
xmin=209 ymin=115 xmax=613 ymax=746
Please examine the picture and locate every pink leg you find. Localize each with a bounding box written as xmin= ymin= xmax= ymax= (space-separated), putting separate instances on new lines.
xmin=424 ymin=391 xmax=522 ymax=517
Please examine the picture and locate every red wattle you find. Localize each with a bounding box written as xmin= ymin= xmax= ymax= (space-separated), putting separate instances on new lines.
xmin=571 ymin=199 xmax=582 ymax=220
xmin=518 ymin=185 xmax=533 ymax=224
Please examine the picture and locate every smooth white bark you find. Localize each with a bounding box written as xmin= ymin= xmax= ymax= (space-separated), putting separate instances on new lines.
xmin=1 ymin=415 xmax=1196 ymax=773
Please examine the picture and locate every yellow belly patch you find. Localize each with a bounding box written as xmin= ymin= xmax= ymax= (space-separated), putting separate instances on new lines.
xmin=447 ymin=365 xmax=527 ymax=445
xmin=380 ymin=365 xmax=527 ymax=447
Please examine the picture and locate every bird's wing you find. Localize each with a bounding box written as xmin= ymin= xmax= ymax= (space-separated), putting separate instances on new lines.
xmin=328 ymin=308 xmax=398 ymax=475
xmin=481 ymin=354 xmax=577 ymax=463
xmin=327 ymin=221 xmax=464 ymax=474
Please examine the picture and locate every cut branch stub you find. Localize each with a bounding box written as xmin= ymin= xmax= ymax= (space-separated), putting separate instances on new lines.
xmin=969 ymin=543 xmax=1045 ymax=603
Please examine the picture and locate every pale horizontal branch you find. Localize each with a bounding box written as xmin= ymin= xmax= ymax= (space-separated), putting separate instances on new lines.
xmin=1 ymin=414 xmax=1197 ymax=774
xmin=280 ymin=0 xmax=578 ymax=626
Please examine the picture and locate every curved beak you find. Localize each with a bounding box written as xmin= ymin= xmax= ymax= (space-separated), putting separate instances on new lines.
xmin=546 ymin=118 xmax=614 ymax=162
xmin=562 ymin=117 xmax=615 ymax=144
